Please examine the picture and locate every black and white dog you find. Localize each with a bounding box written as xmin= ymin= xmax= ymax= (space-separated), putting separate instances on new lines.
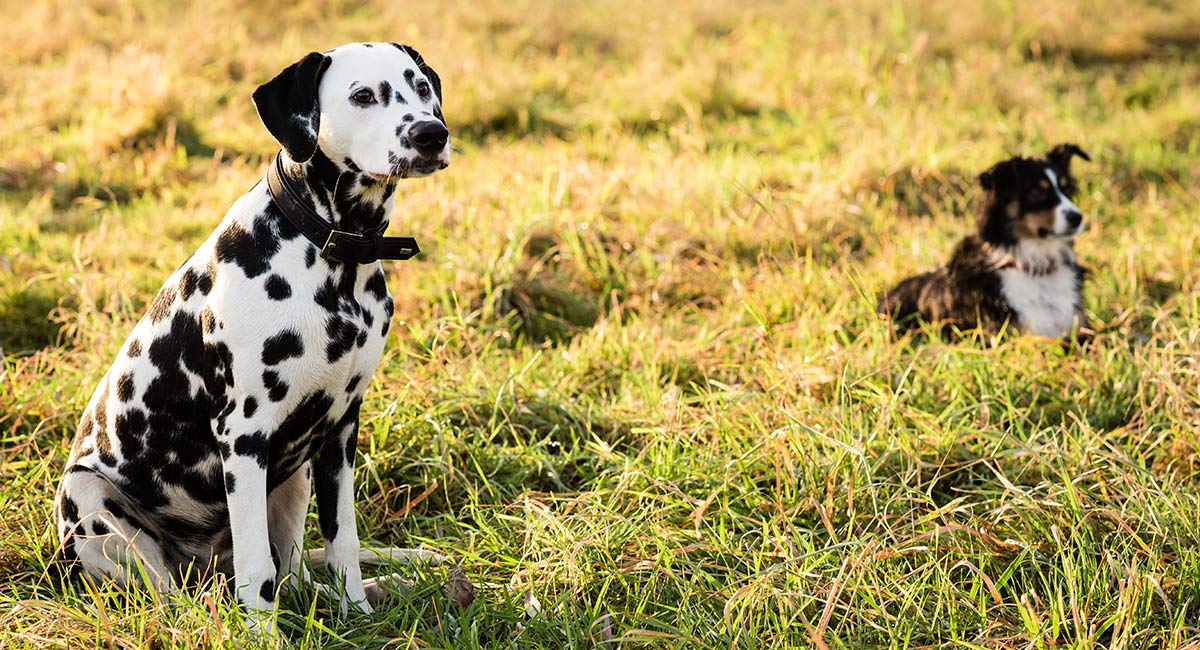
xmin=879 ymin=144 xmax=1092 ymax=340
xmin=54 ymin=43 xmax=450 ymax=631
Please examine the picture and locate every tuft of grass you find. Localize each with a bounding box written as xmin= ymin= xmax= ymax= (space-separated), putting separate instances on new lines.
xmin=4 ymin=0 xmax=1200 ymax=647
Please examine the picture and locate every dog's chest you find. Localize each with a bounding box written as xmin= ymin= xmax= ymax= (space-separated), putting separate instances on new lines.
xmin=998 ymin=265 xmax=1079 ymax=337
xmin=247 ymin=255 xmax=393 ymax=484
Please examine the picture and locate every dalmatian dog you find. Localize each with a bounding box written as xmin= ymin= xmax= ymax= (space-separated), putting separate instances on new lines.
xmin=53 ymin=42 xmax=451 ymax=631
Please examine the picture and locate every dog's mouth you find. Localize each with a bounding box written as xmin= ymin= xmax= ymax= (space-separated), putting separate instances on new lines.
xmin=1036 ymin=224 xmax=1085 ymax=239
xmin=363 ymin=157 xmax=449 ymax=182
xmin=406 ymin=159 xmax=448 ymax=177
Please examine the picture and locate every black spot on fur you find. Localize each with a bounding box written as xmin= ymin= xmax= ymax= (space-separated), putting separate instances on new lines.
xmin=62 ymin=533 xmax=78 ymax=563
xmin=265 ymin=274 xmax=292 ymax=300
xmin=381 ymin=299 xmax=394 ymax=336
xmin=262 ymin=331 xmax=304 ymax=366
xmin=92 ymin=520 xmax=110 ymax=536
xmin=234 ymin=432 xmax=269 ymax=468
xmin=101 ymin=497 xmax=125 ymax=520
xmin=215 ymin=218 xmax=281 ymax=279
xmin=365 ymin=270 xmax=388 ymax=301
xmin=117 ymin=373 xmax=135 ymax=402
xmin=259 ymin=577 xmax=276 ymax=603
xmin=325 ymin=317 xmax=358 ymax=362
xmin=201 ymin=306 xmax=217 ymax=334
xmin=60 ymin=495 xmax=80 ymax=523
xmin=224 ymin=471 xmax=236 ymax=494
xmin=93 ymin=385 xmax=115 ymax=462
xmin=127 ymin=338 xmax=142 ymax=357
xmin=314 ymin=278 xmax=340 ymax=313
xmin=263 ymin=370 xmax=289 ymax=402
xmin=199 ymin=259 xmax=217 ymax=294
xmin=305 ymin=245 xmax=317 ymax=268
xmin=343 ymin=427 xmax=357 ymax=466
xmin=114 ymin=407 xmax=147 ymax=459
xmin=314 ymin=461 xmax=340 ymax=541
xmin=345 ymin=374 xmax=361 ymax=394
xmin=379 ymin=80 xmax=392 ymax=107
xmin=179 ymin=268 xmax=199 ymax=301
xmin=147 ymin=284 xmax=177 ymax=324
xmin=403 ymin=113 xmax=414 ymax=122
xmin=243 ymin=396 xmax=258 ymax=418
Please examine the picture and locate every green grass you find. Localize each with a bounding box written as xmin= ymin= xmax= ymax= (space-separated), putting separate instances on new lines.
xmin=3 ymin=0 xmax=1200 ymax=647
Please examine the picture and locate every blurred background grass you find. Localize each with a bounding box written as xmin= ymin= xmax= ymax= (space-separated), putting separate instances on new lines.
xmin=2 ymin=0 xmax=1200 ymax=647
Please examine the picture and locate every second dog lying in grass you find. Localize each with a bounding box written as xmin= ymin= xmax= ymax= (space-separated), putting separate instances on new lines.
xmin=879 ymin=144 xmax=1092 ymax=341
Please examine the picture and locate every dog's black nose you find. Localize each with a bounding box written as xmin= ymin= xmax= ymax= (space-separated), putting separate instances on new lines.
xmin=409 ymin=121 xmax=448 ymax=154
xmin=1065 ymin=210 xmax=1083 ymax=228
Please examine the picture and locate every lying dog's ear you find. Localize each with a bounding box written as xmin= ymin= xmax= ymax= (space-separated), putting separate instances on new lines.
xmin=1046 ymin=143 xmax=1091 ymax=172
xmin=253 ymin=52 xmax=331 ymax=163
xmin=978 ymin=169 xmax=994 ymax=191
xmin=392 ymin=43 xmax=442 ymax=103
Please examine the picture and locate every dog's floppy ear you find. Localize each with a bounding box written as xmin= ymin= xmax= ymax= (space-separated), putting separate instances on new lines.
xmin=978 ymin=169 xmax=994 ymax=191
xmin=392 ymin=43 xmax=442 ymax=103
xmin=979 ymin=159 xmax=1020 ymax=194
xmin=1046 ymin=143 xmax=1091 ymax=172
xmin=253 ymin=51 xmax=331 ymax=163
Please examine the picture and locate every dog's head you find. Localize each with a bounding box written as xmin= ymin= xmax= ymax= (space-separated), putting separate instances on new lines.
xmin=253 ymin=43 xmax=450 ymax=180
xmin=976 ymin=144 xmax=1090 ymax=246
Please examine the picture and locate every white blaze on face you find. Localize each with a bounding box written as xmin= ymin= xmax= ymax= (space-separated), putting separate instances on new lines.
xmin=315 ymin=43 xmax=450 ymax=177
xmin=1043 ymin=168 xmax=1082 ymax=235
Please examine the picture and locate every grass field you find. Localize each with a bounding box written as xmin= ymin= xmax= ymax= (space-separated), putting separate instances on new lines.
xmin=3 ymin=0 xmax=1200 ymax=647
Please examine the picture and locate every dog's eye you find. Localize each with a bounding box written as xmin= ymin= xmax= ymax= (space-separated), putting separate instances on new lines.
xmin=416 ymin=81 xmax=432 ymax=99
xmin=1027 ymin=188 xmax=1047 ymax=201
xmin=351 ymin=88 xmax=377 ymax=105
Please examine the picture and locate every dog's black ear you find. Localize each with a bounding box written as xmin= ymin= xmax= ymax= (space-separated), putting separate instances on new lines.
xmin=253 ymin=52 xmax=331 ymax=163
xmin=978 ymin=169 xmax=994 ymax=191
xmin=1046 ymin=143 xmax=1091 ymax=171
xmin=392 ymin=43 xmax=442 ymax=103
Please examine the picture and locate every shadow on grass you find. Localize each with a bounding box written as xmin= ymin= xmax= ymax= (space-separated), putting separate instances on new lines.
xmin=0 ymin=284 xmax=68 ymax=355
xmin=1025 ymin=26 xmax=1200 ymax=68
xmin=854 ymin=165 xmax=977 ymax=220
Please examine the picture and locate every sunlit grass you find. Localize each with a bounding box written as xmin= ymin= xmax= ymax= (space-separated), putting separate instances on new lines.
xmin=2 ymin=0 xmax=1200 ymax=647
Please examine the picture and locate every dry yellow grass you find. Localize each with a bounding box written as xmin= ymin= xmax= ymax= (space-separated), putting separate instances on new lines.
xmin=3 ymin=0 xmax=1200 ymax=647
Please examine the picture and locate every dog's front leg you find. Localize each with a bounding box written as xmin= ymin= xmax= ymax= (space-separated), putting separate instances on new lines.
xmin=314 ymin=401 xmax=370 ymax=616
xmin=223 ymin=441 xmax=278 ymax=633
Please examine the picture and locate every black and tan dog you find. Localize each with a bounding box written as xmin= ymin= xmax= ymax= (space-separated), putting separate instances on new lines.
xmin=879 ymin=144 xmax=1092 ymax=340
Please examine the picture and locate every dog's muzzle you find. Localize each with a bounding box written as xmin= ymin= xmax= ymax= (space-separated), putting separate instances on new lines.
xmin=410 ymin=121 xmax=449 ymax=156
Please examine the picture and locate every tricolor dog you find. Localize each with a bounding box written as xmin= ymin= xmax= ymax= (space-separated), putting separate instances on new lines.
xmin=879 ymin=144 xmax=1092 ymax=340
xmin=53 ymin=42 xmax=450 ymax=630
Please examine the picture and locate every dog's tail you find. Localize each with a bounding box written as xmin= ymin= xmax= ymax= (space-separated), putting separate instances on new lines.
xmin=301 ymin=546 xmax=471 ymax=606
xmin=303 ymin=546 xmax=449 ymax=568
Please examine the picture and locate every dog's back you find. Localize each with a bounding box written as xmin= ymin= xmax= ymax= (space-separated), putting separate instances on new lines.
xmin=878 ymin=237 xmax=1013 ymax=337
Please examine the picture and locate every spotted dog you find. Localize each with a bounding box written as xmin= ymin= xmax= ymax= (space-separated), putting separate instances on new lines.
xmin=53 ymin=43 xmax=450 ymax=630
xmin=879 ymin=144 xmax=1092 ymax=340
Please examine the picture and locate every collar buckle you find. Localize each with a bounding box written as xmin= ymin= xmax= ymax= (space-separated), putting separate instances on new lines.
xmin=320 ymin=229 xmax=355 ymax=261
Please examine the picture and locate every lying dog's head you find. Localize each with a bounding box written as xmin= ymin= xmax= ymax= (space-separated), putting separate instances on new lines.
xmin=976 ymin=144 xmax=1090 ymax=246
xmin=253 ymin=43 xmax=450 ymax=180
